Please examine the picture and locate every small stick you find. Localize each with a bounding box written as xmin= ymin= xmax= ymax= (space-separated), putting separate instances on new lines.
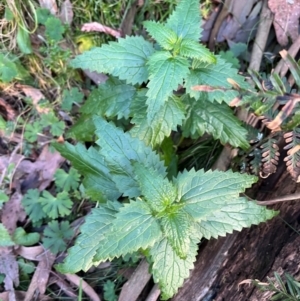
xmin=256 ymin=193 xmax=300 ymax=205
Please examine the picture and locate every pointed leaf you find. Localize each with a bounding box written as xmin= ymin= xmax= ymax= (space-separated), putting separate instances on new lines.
xmin=179 ymin=39 xmax=216 ymax=63
xmin=70 ymin=36 xmax=155 ymax=85
xmin=186 ymin=56 xmax=251 ymax=103
xmin=80 ymin=77 xmax=136 ymax=119
xmin=196 ymin=197 xmax=278 ymax=239
xmin=146 ymin=51 xmax=190 ymax=121
xmin=93 ymin=117 xmax=166 ymax=197
xmin=94 ymin=200 xmax=162 ymax=261
xmin=133 ymin=162 xmax=177 ymax=212
xmin=175 ymin=169 xmax=257 ymax=221
xmin=130 ymin=92 xmax=185 ymax=147
xmin=53 ymin=142 xmax=120 ymax=201
xmin=160 ymin=209 xmax=192 ymax=259
xmin=182 ymin=96 xmax=250 ymax=149
xmin=166 ymin=0 xmax=201 ymax=41
xmin=57 ymin=201 xmax=122 ymax=273
xmin=149 ymin=236 xmax=198 ymax=300
xmin=143 ymin=21 xmax=178 ymax=50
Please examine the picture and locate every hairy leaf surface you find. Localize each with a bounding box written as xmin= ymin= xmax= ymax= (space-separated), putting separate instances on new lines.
xmin=57 ymin=201 xmax=122 ymax=273
xmin=196 ymin=197 xmax=277 ymax=239
xmin=70 ymin=36 xmax=155 ymax=85
xmin=175 ymin=169 xmax=257 ymax=221
xmin=144 ymin=21 xmax=178 ymax=50
xmin=130 ymin=92 xmax=185 ymax=147
xmin=179 ymin=39 xmax=216 ymax=63
xmin=160 ymin=209 xmax=192 ymax=259
xmin=186 ymin=56 xmax=251 ymax=103
xmin=133 ymin=163 xmax=177 ymax=212
xmin=53 ymin=142 xmax=120 ymax=201
xmin=150 ymin=236 xmax=198 ymax=300
xmin=182 ymin=96 xmax=250 ymax=149
xmin=146 ymin=51 xmax=190 ymax=121
xmin=80 ymin=77 xmax=136 ymax=119
xmin=166 ymin=0 xmax=201 ymax=41
xmin=94 ymin=200 xmax=162 ymax=261
xmin=93 ymin=117 xmax=166 ymax=197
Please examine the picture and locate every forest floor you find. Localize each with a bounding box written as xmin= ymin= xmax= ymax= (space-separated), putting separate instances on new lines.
xmin=1 ymin=0 xmax=300 ymax=300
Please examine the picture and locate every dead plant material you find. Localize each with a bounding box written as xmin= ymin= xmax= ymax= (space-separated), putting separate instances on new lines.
xmin=118 ymin=259 xmax=152 ymax=301
xmin=24 ymin=250 xmax=56 ymax=301
xmin=65 ymin=273 xmax=101 ymax=301
xmin=268 ymin=0 xmax=300 ymax=46
xmin=81 ymin=22 xmax=121 ymax=38
xmin=0 ymin=97 xmax=16 ymax=120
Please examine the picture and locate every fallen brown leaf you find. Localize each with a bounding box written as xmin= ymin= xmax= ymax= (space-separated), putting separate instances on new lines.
xmin=18 ymin=85 xmax=50 ymax=114
xmin=0 ymin=248 xmax=19 ymax=293
xmin=268 ymin=0 xmax=300 ymax=46
xmin=59 ymin=0 xmax=73 ymax=25
xmin=24 ymin=250 xmax=56 ymax=301
xmin=2 ymin=189 xmax=26 ymax=234
xmin=0 ymin=98 xmax=16 ymax=120
xmin=81 ymin=22 xmax=121 ymax=38
xmin=38 ymin=0 xmax=58 ymax=15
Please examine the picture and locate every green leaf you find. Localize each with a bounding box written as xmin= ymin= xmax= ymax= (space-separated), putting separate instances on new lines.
xmin=42 ymin=221 xmax=74 ymax=254
xmin=94 ymin=200 xmax=162 ymax=261
xmin=175 ymin=169 xmax=257 ymax=221
xmin=103 ymin=280 xmax=118 ymax=301
xmin=143 ymin=21 xmax=178 ymax=50
xmin=16 ymin=25 xmax=32 ymax=54
xmin=12 ymin=228 xmax=40 ymax=246
xmin=18 ymin=258 xmax=35 ymax=275
xmin=94 ymin=116 xmax=166 ymax=198
xmin=160 ymin=209 xmax=192 ymax=259
xmin=0 ymin=54 xmax=18 ymax=82
xmin=130 ymin=92 xmax=185 ymax=147
xmin=186 ymin=56 xmax=251 ymax=103
xmin=0 ymin=223 xmax=15 ymax=247
xmin=45 ymin=17 xmax=65 ymax=41
xmin=133 ymin=162 xmax=177 ymax=212
xmin=146 ymin=51 xmax=190 ymax=121
xmin=81 ymin=77 xmax=136 ymax=119
xmin=182 ymin=96 xmax=250 ymax=149
xmin=36 ymin=8 xmax=51 ymax=25
xmin=179 ymin=39 xmax=216 ymax=63
xmin=196 ymin=197 xmax=278 ymax=239
xmin=70 ymin=36 xmax=155 ymax=85
xmin=24 ymin=121 xmax=43 ymax=142
xmin=50 ymin=120 xmax=65 ymax=137
xmin=57 ymin=201 xmax=122 ymax=273
xmin=166 ymin=0 xmax=201 ymax=41
xmin=54 ymin=168 xmax=80 ymax=192
xmin=149 ymin=236 xmax=198 ymax=300
xmin=53 ymin=142 xmax=120 ymax=201
xmin=39 ymin=191 xmax=73 ymax=219
xmin=61 ymin=87 xmax=84 ymax=111
xmin=219 ymin=50 xmax=240 ymax=69
xmin=22 ymin=189 xmax=47 ymax=222
xmin=0 ymin=191 xmax=9 ymax=208
xmin=0 ymin=54 xmax=30 ymax=83
xmin=66 ymin=115 xmax=95 ymax=141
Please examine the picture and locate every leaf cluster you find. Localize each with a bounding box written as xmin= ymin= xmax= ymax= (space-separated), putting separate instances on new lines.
xmin=69 ymin=0 xmax=251 ymax=149
xmin=55 ymin=118 xmax=277 ymax=299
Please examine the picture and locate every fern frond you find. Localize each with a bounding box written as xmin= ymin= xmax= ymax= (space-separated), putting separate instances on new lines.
xmin=284 ymin=128 xmax=300 ymax=181
xmin=260 ymin=138 xmax=280 ymax=176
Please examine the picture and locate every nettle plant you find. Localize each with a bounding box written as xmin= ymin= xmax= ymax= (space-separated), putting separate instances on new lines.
xmin=54 ymin=0 xmax=277 ymax=299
